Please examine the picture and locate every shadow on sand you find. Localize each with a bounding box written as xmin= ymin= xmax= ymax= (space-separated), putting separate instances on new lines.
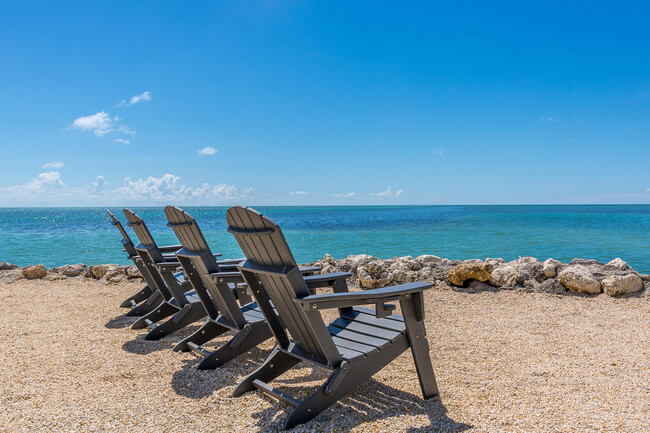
xmin=246 ymin=376 xmax=471 ymax=432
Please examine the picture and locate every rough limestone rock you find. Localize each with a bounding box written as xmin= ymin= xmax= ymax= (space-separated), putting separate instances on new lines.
xmin=315 ymin=254 xmax=375 ymax=287
xmin=22 ymin=264 xmax=47 ymax=279
xmin=558 ymin=265 xmax=601 ymax=294
xmin=0 ymin=269 xmax=24 ymax=284
xmin=606 ymin=258 xmax=632 ymax=271
xmin=416 ymin=255 xmax=442 ymax=264
xmin=50 ymin=263 xmax=87 ymax=277
xmin=543 ymin=259 xmax=560 ymax=278
xmin=126 ymin=266 xmax=142 ymax=278
xmin=91 ymin=264 xmax=109 ymax=279
xmin=447 ymin=262 xmax=493 ymax=287
xmin=538 ymin=279 xmax=567 ymax=294
xmin=601 ymin=274 xmax=643 ymax=296
xmin=357 ymin=260 xmax=393 ymax=289
xmin=0 ymin=262 xmax=20 ymax=271
xmin=103 ymin=265 xmax=127 ymax=283
xmin=485 ymin=258 xmax=506 ymax=267
xmin=489 ymin=266 xmax=524 ymax=288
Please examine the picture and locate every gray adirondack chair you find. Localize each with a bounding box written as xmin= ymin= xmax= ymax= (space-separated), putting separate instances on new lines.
xmin=123 ymin=208 xmax=210 ymax=340
xmin=227 ymin=206 xmax=439 ymax=429
xmin=164 ymin=205 xmax=348 ymax=370
xmin=107 ymin=210 xmax=182 ymax=313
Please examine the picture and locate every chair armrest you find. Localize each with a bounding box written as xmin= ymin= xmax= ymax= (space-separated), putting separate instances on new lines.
xmin=152 ymin=261 xmax=182 ymax=270
xmin=206 ymin=271 xmax=245 ymax=284
xmin=159 ymin=244 xmax=183 ymax=253
xmin=299 ymin=266 xmax=320 ymax=275
xmin=294 ymin=281 xmax=432 ymax=311
xmin=217 ymin=257 xmax=245 ymax=265
xmin=304 ymin=272 xmax=352 ymax=290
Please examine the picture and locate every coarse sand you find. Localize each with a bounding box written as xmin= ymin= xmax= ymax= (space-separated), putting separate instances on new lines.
xmin=1 ymin=279 xmax=648 ymax=432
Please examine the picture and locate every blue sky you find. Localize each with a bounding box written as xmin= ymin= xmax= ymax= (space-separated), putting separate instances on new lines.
xmin=1 ymin=1 xmax=648 ymax=206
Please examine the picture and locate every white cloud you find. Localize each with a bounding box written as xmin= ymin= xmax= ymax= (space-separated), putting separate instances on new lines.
xmin=70 ymin=111 xmax=117 ymax=136
xmin=375 ymin=186 xmax=392 ymax=197
xmin=290 ymin=191 xmax=308 ymax=195
xmin=540 ymin=116 xmax=561 ymax=122
xmin=0 ymin=172 xmax=254 ymax=206
xmin=198 ymin=146 xmax=218 ymax=156
xmin=42 ymin=161 xmax=64 ymax=169
xmin=118 ymin=91 xmax=152 ymax=106
xmin=117 ymin=125 xmax=136 ymax=135
xmin=112 ymin=138 xmax=130 ymax=145
xmin=332 ymin=192 xmax=355 ymax=198
xmin=373 ymin=186 xmax=404 ymax=198
xmin=93 ymin=175 xmax=107 ymax=193
xmin=129 ymin=91 xmax=151 ymax=105
xmin=432 ymin=149 xmax=444 ymax=156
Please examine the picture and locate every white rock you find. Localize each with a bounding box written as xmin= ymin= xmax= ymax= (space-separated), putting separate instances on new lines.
xmin=606 ymin=258 xmax=632 ymax=271
xmin=558 ymin=265 xmax=601 ymax=294
xmin=601 ymin=274 xmax=643 ymax=296
xmin=488 ymin=266 xmax=523 ymax=288
xmin=542 ymin=259 xmax=558 ymax=278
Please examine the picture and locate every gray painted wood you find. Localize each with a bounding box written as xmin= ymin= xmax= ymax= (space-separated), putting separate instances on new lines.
xmin=227 ymin=205 xmax=440 ymax=429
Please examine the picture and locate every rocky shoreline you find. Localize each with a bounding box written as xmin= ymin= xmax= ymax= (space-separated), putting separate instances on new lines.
xmin=315 ymin=254 xmax=649 ymax=297
xmin=2 ymin=254 xmax=648 ymax=297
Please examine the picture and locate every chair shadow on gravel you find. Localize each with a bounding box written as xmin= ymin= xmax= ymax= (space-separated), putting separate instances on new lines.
xmin=171 ymin=344 xmax=273 ymax=399
xmin=121 ymin=324 xmax=201 ymax=355
xmin=105 ymin=315 xmax=137 ymax=329
xmin=248 ymin=378 xmax=471 ymax=433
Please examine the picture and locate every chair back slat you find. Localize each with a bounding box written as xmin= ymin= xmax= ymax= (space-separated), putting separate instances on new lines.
xmin=164 ymin=206 xmax=246 ymax=327
xmin=123 ymin=209 xmax=165 ymax=263
xmin=107 ymin=210 xmax=137 ymax=257
xmin=227 ymin=206 xmax=342 ymax=366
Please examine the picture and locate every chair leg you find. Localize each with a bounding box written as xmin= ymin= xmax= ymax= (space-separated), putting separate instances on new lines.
xmin=120 ymin=285 xmax=153 ymax=308
xmin=126 ymin=290 xmax=162 ymax=317
xmin=144 ymin=302 xmax=207 ymax=341
xmin=232 ymin=347 xmax=301 ymax=397
xmin=197 ymin=322 xmax=273 ymax=370
xmin=131 ymin=301 xmax=179 ymax=329
xmin=400 ymin=294 xmax=439 ymax=398
xmin=173 ymin=319 xmax=229 ymax=352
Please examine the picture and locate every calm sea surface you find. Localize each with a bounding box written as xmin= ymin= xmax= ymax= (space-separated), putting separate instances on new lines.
xmin=1 ymin=205 xmax=650 ymax=272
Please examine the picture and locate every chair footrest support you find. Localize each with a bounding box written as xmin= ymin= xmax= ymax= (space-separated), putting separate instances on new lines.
xmin=252 ymin=380 xmax=300 ymax=408
xmin=187 ymin=342 xmax=212 ymax=357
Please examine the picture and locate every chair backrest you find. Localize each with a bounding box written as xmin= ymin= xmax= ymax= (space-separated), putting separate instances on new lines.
xmin=165 ymin=206 xmax=246 ymax=327
xmin=107 ymin=210 xmax=137 ymax=257
xmin=123 ymin=208 xmax=165 ymax=263
xmin=226 ymin=206 xmax=342 ymax=366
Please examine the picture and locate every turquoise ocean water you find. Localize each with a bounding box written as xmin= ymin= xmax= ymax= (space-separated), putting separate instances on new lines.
xmin=1 ymin=205 xmax=650 ymax=273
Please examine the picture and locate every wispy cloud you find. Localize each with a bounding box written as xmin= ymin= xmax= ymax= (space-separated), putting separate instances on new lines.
xmin=290 ymin=191 xmax=308 ymax=195
xmin=374 ymin=186 xmax=392 ymax=197
xmin=112 ymin=138 xmax=130 ymax=145
xmin=373 ymin=186 xmax=404 ymax=198
xmin=197 ymin=146 xmax=218 ymax=156
xmin=69 ymin=111 xmax=117 ymax=136
xmin=432 ymin=149 xmax=444 ymax=156
xmin=42 ymin=161 xmax=64 ymax=169
xmin=333 ymin=192 xmax=355 ymax=198
xmin=118 ymin=91 xmax=152 ymax=106
xmin=539 ymin=116 xmax=561 ymax=122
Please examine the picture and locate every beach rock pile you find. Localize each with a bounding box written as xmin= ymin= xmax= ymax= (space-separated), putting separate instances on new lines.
xmin=0 ymin=262 xmax=145 ymax=284
xmin=314 ymin=254 xmax=648 ymax=297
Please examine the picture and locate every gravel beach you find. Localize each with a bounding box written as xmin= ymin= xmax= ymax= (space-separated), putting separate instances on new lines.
xmin=1 ymin=279 xmax=648 ymax=432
